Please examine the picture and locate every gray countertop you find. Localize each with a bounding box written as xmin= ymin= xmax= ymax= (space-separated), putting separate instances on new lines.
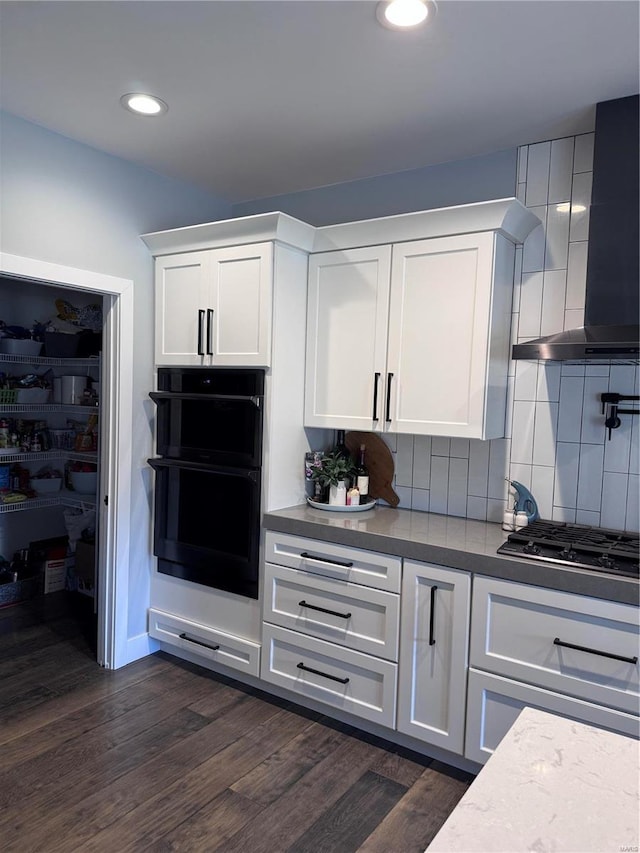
xmin=263 ymin=504 xmax=639 ymax=606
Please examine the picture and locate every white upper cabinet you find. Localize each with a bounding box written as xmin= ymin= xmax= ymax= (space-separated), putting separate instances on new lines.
xmin=304 ymin=199 xmax=538 ymax=439
xmin=142 ymin=212 xmax=316 ymax=369
xmin=304 ymin=246 xmax=391 ymax=430
xmin=386 ymin=232 xmax=514 ymax=438
xmin=154 ymin=243 xmax=273 ymax=367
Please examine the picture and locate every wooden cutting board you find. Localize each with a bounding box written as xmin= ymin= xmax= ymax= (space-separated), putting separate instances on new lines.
xmin=345 ymin=431 xmax=399 ymax=507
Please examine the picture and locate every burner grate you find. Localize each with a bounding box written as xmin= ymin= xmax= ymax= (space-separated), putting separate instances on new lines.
xmin=499 ymin=520 xmax=639 ymax=577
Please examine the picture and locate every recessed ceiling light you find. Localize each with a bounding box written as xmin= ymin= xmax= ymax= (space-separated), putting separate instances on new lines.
xmin=376 ymin=0 xmax=437 ymax=30
xmin=120 ymin=93 xmax=168 ymax=117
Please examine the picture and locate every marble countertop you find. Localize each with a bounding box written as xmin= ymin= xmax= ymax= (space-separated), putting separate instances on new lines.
xmin=427 ymin=706 xmax=640 ymax=852
xmin=262 ymin=505 xmax=639 ymax=605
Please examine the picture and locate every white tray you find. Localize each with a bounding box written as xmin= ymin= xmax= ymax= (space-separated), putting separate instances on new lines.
xmin=306 ymin=497 xmax=376 ymax=513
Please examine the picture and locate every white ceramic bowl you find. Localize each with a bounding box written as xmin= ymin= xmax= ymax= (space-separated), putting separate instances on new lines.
xmin=31 ymin=477 xmax=62 ymax=494
xmin=0 ymin=338 xmax=43 ymax=356
xmin=69 ymin=470 xmax=97 ymax=494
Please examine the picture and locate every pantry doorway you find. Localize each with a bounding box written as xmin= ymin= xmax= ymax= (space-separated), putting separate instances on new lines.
xmin=0 ymin=251 xmax=133 ymax=669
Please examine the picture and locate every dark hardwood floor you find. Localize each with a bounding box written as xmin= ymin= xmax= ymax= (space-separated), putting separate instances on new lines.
xmin=0 ymin=595 xmax=473 ymax=852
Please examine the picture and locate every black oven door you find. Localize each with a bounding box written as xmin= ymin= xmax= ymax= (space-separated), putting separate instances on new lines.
xmin=150 ymin=391 xmax=263 ymax=467
xmin=148 ymin=458 xmax=261 ymax=599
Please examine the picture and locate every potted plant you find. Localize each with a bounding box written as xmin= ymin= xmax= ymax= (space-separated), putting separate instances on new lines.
xmin=310 ymin=450 xmax=356 ymax=505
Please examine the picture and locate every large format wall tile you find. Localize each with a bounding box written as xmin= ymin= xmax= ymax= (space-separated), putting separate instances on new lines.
xmin=384 ymin=130 xmax=639 ymax=532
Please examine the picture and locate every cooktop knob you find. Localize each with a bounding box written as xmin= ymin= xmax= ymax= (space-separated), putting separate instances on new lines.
xmin=597 ymin=554 xmax=616 ymax=569
xmin=523 ymin=541 xmax=541 ymax=555
xmin=560 ymin=546 xmax=579 ymax=562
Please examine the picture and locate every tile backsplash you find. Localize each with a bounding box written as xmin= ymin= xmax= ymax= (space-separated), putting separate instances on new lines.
xmin=386 ymin=132 xmax=640 ymax=533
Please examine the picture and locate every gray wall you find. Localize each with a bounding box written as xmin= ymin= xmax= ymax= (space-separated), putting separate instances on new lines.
xmin=232 ymin=148 xmax=518 ymax=225
xmin=0 ymin=111 xmax=232 ymax=648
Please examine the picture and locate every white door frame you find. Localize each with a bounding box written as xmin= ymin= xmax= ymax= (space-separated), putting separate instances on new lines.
xmin=0 ymin=252 xmax=133 ymax=669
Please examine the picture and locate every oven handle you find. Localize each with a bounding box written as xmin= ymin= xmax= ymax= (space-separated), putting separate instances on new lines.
xmin=149 ymin=391 xmax=262 ymax=407
xmin=147 ymin=457 xmax=259 ymax=481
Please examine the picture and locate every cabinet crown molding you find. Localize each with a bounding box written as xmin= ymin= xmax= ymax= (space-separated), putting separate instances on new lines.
xmin=141 ymin=211 xmax=316 ymax=256
xmin=311 ymin=198 xmax=540 ymax=253
xmin=141 ymin=199 xmax=539 ymax=258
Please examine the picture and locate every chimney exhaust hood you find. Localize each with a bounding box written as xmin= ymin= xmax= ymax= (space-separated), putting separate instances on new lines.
xmin=512 ymin=94 xmax=639 ymax=361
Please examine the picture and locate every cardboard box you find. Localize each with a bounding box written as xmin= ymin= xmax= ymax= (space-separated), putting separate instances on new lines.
xmin=43 ymin=558 xmax=67 ymax=594
xmin=28 ymin=535 xmax=69 ymax=595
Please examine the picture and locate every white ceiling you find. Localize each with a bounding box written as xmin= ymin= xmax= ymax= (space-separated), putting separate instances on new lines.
xmin=1 ymin=1 xmax=638 ymax=204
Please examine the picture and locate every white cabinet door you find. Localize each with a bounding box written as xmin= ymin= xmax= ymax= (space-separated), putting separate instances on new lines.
xmin=261 ymin=622 xmax=398 ymax=727
xmin=304 ymin=231 xmax=514 ymax=438
xmin=465 ymin=668 xmax=640 ymax=765
xmin=397 ymin=561 xmax=471 ymax=754
xmin=263 ymin=562 xmax=400 ymax=660
xmin=304 ymin=246 xmax=392 ymax=430
xmin=155 ymin=251 xmax=211 ymax=365
xmin=470 ymin=575 xmax=640 ymax=714
xmin=155 ymin=243 xmax=273 ymax=367
xmin=386 ymin=232 xmax=513 ymax=439
xmin=209 ymin=243 xmax=272 ymax=366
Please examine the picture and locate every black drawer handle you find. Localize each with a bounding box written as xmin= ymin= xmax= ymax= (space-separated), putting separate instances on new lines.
xmin=197 ymin=309 xmax=205 ymax=355
xmin=553 ymin=637 xmax=638 ymax=665
xmin=429 ymin=585 xmax=438 ymax=646
xmin=297 ymin=662 xmax=349 ymax=684
xmin=373 ymin=372 xmax=380 ymax=421
xmin=385 ymin=372 xmax=394 ymax=422
xmin=299 ymin=552 xmax=354 ymax=568
xmin=179 ymin=632 xmax=220 ymax=652
xmin=299 ymin=600 xmax=352 ymax=620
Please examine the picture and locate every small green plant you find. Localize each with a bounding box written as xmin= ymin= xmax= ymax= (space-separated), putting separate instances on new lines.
xmin=309 ymin=451 xmax=356 ymax=488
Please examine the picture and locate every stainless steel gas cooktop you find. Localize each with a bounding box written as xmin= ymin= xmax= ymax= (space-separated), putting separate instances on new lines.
xmin=497 ymin=520 xmax=639 ymax=579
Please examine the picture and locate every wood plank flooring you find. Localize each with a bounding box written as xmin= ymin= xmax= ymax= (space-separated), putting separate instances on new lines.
xmin=0 ymin=595 xmax=473 ymax=852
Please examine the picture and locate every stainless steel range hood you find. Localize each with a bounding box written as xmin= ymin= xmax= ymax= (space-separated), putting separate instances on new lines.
xmin=513 ymin=94 xmax=639 ymax=361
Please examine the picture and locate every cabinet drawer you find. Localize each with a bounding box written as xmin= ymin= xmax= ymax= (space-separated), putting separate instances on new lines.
xmin=470 ymin=576 xmax=639 ymax=714
xmin=263 ymin=563 xmax=399 ymax=660
xmin=149 ymin=608 xmax=261 ymax=677
xmin=265 ymin=531 xmax=401 ymax=593
xmin=261 ymin=623 xmax=397 ymax=728
xmin=465 ymin=668 xmax=640 ymax=765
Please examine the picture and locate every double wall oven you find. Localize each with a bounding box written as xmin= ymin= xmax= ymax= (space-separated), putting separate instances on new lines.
xmin=148 ymin=367 xmax=264 ymax=599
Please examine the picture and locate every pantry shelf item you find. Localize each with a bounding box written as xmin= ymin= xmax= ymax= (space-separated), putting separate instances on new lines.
xmin=31 ymin=477 xmax=63 ymax=495
xmin=306 ymin=496 xmax=376 ymax=513
xmin=0 ymin=338 xmax=43 ymax=356
xmin=69 ymin=469 xmax=97 ymax=494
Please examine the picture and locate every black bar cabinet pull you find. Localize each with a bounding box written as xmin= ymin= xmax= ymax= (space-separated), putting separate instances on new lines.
xmin=553 ymin=637 xmax=637 ymax=665
xmin=372 ymin=372 xmax=380 ymax=421
xmin=179 ymin=632 xmax=220 ymax=652
xmin=429 ymin=585 xmax=438 ymax=646
xmin=299 ymin=600 xmax=352 ymax=620
xmin=197 ymin=309 xmax=205 ymax=355
xmin=299 ymin=551 xmax=354 ymax=569
xmin=206 ymin=309 xmax=214 ymax=355
xmin=297 ymin=662 xmax=350 ymax=684
xmin=385 ymin=372 xmax=394 ymax=422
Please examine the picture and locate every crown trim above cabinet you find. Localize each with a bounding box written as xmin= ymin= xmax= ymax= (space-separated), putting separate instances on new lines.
xmin=141 ymin=211 xmax=316 ymax=256
xmin=311 ymin=198 xmax=540 ymax=253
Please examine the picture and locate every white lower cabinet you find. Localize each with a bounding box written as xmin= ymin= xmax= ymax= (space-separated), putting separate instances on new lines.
xmin=397 ymin=561 xmax=471 ymax=753
xmin=149 ymin=607 xmax=261 ymax=677
xmin=465 ymin=576 xmax=640 ymax=764
xmin=261 ymin=623 xmax=397 ymax=727
xmin=262 ymin=531 xmax=399 ymax=728
xmin=465 ymin=668 xmax=640 ymax=765
xmin=263 ymin=562 xmax=400 ymax=660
